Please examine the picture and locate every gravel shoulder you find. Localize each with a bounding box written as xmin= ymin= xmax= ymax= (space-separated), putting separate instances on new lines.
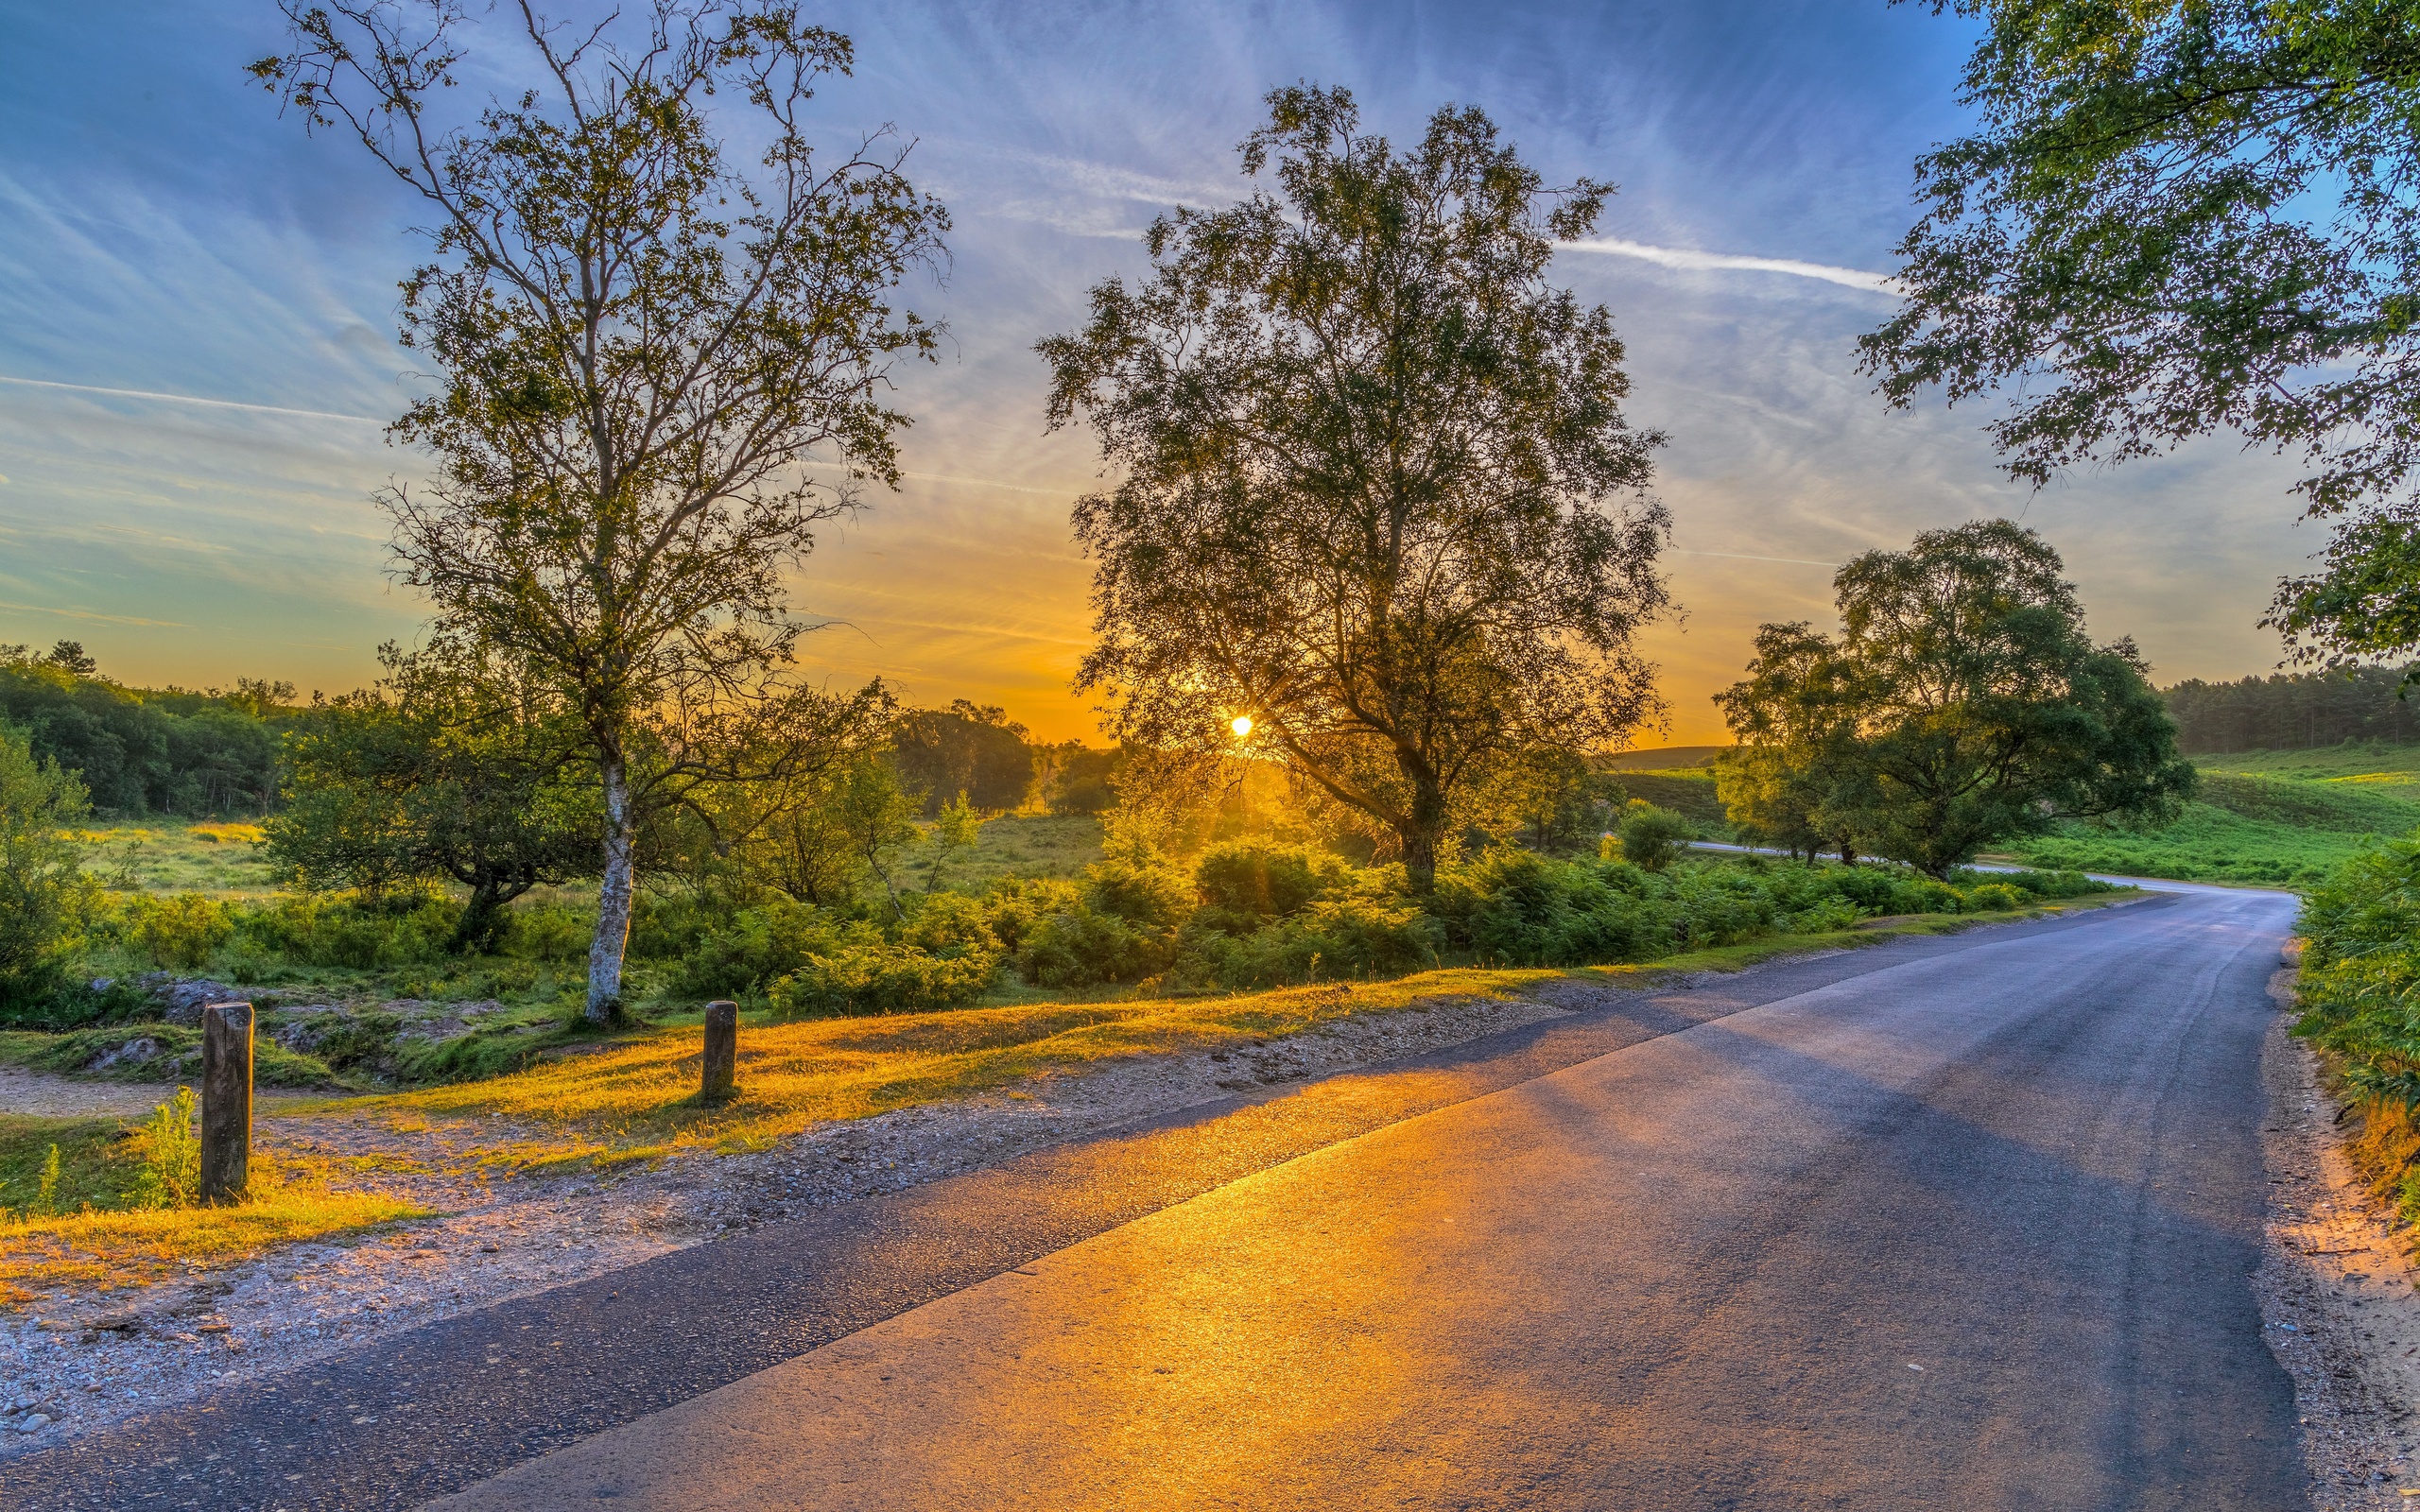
xmin=2258 ymin=965 xmax=2420 ymax=1507
xmin=0 ymin=984 xmax=1578 ymax=1456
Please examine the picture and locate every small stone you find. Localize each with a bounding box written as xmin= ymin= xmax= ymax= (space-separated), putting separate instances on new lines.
xmin=18 ymin=1414 xmax=50 ymax=1432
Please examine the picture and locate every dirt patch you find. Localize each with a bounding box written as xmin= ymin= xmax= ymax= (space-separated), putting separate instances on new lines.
xmin=0 ymin=984 xmax=1582 ymax=1457
xmin=2258 ymin=967 xmax=2420 ymax=1507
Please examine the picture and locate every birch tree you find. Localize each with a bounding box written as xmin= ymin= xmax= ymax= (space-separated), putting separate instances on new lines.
xmin=252 ymin=0 xmax=947 ymax=1019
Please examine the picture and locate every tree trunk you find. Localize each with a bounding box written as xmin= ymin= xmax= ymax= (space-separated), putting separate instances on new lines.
xmin=587 ymin=756 xmax=636 ymax=1023
xmin=1397 ymin=764 xmax=1450 ymax=895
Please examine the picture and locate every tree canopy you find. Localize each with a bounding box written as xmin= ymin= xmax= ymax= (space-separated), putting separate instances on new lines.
xmin=1717 ymin=521 xmax=2194 ymax=876
xmin=253 ymin=0 xmax=948 ymax=1019
xmin=1041 ymin=85 xmax=1668 ymax=889
xmin=1862 ymin=1 xmax=2420 ymax=671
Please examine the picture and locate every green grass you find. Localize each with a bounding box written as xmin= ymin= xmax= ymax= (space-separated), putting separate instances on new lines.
xmin=1615 ymin=769 xmax=1730 ymax=834
xmin=894 ymin=812 xmax=1105 ymax=893
xmin=77 ymin=821 xmax=281 ymax=899
xmin=2010 ymin=752 xmax=2420 ymax=885
xmin=2190 ymin=742 xmax=2420 ymax=783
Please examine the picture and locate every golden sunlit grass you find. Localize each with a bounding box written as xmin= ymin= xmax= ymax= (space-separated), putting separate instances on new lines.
xmin=76 ymin=820 xmax=283 ymax=898
xmin=0 ymin=1112 xmax=432 ymax=1309
xmin=322 ymin=967 xmax=1577 ymax=1161
xmin=0 ymin=1189 xmax=432 ymax=1309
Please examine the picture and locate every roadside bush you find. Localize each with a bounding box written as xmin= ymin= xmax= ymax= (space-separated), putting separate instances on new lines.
xmin=898 ymin=892 xmax=999 ymax=957
xmin=0 ymin=723 xmax=92 ymax=1015
xmin=976 ymin=877 xmax=1081 ymax=954
xmin=504 ymin=902 xmax=591 ymax=961
xmin=1432 ymin=849 xmax=1661 ymax=966
xmin=1016 ymin=903 xmax=1170 ymax=988
xmin=233 ymin=893 xmax=457 ymax=971
xmin=768 ymin=943 xmax=998 ymax=1016
xmin=1181 ymin=893 xmax=1439 ymax=989
xmin=1960 ymin=883 xmax=2028 ymax=913
xmin=2293 ymin=834 xmax=2420 ymax=1109
xmin=127 ymin=1087 xmax=199 ymax=1210
xmin=1615 ymin=802 xmax=1694 ymax=873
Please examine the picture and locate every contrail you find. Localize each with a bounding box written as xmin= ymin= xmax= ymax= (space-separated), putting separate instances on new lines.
xmin=0 ymin=374 xmax=387 ymax=425
xmin=1562 ymin=238 xmax=1895 ymax=295
xmin=1673 ymin=549 xmax=1839 ymax=568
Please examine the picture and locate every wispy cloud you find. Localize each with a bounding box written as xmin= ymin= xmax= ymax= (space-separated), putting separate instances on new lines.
xmin=0 ymin=374 xmax=386 ymax=425
xmin=1562 ymin=238 xmax=1896 ymax=295
xmin=0 ymin=600 xmax=192 ymax=628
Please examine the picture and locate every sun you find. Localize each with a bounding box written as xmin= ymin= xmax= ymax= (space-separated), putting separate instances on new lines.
xmin=1231 ymin=714 xmax=1254 ymax=739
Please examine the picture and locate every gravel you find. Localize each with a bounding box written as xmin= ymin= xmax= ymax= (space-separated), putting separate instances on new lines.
xmin=2257 ymin=963 xmax=2420 ymax=1508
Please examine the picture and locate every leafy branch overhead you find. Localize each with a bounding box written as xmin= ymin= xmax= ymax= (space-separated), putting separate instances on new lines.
xmin=1862 ymin=0 xmax=2420 ymax=668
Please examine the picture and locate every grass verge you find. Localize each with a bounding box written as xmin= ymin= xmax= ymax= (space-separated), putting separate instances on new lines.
xmin=0 ymin=1111 xmax=432 ymax=1309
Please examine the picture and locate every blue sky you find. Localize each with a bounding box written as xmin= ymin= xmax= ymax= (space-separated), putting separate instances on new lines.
xmin=0 ymin=0 xmax=2316 ymax=742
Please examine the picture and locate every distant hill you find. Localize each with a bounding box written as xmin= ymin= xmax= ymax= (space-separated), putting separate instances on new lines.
xmin=1602 ymin=746 xmax=1727 ymax=771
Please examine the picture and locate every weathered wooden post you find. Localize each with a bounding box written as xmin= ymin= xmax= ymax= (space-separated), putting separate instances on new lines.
xmin=199 ymin=1001 xmax=253 ymax=1203
xmin=700 ymin=1000 xmax=738 ymax=1103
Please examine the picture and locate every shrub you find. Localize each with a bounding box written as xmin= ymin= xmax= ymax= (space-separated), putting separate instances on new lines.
xmin=1615 ymin=802 xmax=1693 ymax=873
xmin=127 ymin=893 xmax=235 ymax=970
xmin=1432 ymin=850 xmax=1661 ymax=967
xmin=504 ymin=903 xmax=591 ymax=961
xmin=768 ymin=943 xmax=999 ymax=1016
xmin=0 ymin=723 xmax=90 ymax=1014
xmin=127 ymin=1087 xmax=200 ymax=1210
xmin=233 ymin=894 xmax=458 ymax=971
xmin=1017 ymin=903 xmax=1170 ymax=988
xmin=1961 ymin=883 xmax=2028 ymax=913
xmin=898 ymin=892 xmax=999 ymax=957
xmin=1080 ymin=855 xmax=1193 ymax=929
xmin=1193 ymin=840 xmax=1340 ymax=921
xmin=663 ymin=901 xmax=874 ymax=1000
xmin=977 ymin=877 xmax=1082 ymax=954
xmin=1183 ymin=894 xmax=1439 ymax=989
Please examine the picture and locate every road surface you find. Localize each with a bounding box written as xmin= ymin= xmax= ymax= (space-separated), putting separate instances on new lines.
xmin=8 ymin=884 xmax=2308 ymax=1510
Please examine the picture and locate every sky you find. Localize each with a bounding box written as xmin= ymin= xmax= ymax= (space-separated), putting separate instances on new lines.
xmin=0 ymin=0 xmax=2322 ymax=745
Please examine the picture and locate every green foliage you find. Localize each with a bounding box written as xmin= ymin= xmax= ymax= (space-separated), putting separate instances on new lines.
xmin=255 ymin=2 xmax=950 ymax=1022
xmin=0 ymin=722 xmax=93 ymax=1011
xmin=2293 ymin=836 xmax=2420 ymax=1108
xmin=1041 ymin=84 xmax=1668 ymax=888
xmin=0 ymin=644 xmax=289 ymax=816
xmin=0 ymin=1115 xmax=143 ymax=1218
xmin=122 ymin=893 xmax=235 ymax=970
xmin=1962 ymin=883 xmax=2026 ymax=913
xmin=127 ymin=1087 xmax=199 ymax=1211
xmin=768 ymin=944 xmax=999 ymax=1017
xmin=662 ymin=901 xmax=879 ymax=1001
xmin=1615 ymin=802 xmax=1693 ymax=872
xmin=891 ymin=702 xmax=1034 ymax=816
xmin=1861 ymin=2 xmax=2420 ymax=666
xmin=268 ymin=639 xmax=596 ymax=952
xmin=2165 ymin=666 xmax=2420 ymax=756
xmin=1194 ymin=840 xmax=1343 ymax=922
xmin=1717 ymin=522 xmax=2193 ymax=876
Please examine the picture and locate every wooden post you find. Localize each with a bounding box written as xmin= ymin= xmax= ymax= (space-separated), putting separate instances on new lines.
xmin=199 ymin=1001 xmax=253 ymax=1203
xmin=701 ymin=1000 xmax=738 ymax=1103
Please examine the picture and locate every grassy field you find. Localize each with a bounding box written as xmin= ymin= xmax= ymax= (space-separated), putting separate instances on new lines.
xmin=2013 ymin=747 xmax=2420 ymax=885
xmin=1613 ymin=741 xmax=2420 ymax=887
xmin=78 ymin=821 xmax=281 ymax=899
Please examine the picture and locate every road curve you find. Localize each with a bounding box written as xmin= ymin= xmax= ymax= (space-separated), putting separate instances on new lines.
xmin=421 ymin=883 xmax=2306 ymax=1512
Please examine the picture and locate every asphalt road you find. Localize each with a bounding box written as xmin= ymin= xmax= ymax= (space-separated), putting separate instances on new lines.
xmin=9 ymin=885 xmax=2306 ymax=1510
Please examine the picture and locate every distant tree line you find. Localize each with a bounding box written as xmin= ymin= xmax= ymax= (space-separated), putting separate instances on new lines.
xmin=2159 ymin=666 xmax=2420 ymax=756
xmin=0 ymin=643 xmax=291 ymax=817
